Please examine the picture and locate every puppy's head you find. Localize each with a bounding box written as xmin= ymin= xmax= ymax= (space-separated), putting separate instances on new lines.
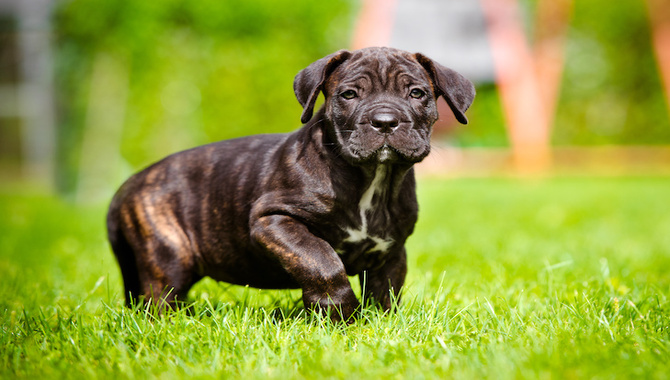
xmin=294 ymin=47 xmax=475 ymax=165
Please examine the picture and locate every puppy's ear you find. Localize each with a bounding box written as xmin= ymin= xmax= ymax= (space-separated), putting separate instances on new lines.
xmin=294 ymin=50 xmax=351 ymax=124
xmin=415 ymin=53 xmax=475 ymax=124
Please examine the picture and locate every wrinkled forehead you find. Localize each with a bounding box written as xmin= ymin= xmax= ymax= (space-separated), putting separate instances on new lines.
xmin=328 ymin=49 xmax=431 ymax=91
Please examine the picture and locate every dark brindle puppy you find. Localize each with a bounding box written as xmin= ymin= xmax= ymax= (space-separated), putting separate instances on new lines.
xmin=107 ymin=47 xmax=475 ymax=321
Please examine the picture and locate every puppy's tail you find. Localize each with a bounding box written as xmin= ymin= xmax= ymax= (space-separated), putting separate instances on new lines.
xmin=106 ymin=201 xmax=142 ymax=308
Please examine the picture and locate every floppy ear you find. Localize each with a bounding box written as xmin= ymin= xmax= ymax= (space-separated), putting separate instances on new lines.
xmin=415 ymin=53 xmax=476 ymax=124
xmin=294 ymin=50 xmax=351 ymax=124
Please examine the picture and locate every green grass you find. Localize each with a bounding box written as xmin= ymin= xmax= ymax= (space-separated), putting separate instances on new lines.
xmin=1 ymin=177 xmax=669 ymax=379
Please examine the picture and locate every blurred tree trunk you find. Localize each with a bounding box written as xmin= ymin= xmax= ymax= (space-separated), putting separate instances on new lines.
xmin=534 ymin=0 xmax=573 ymax=120
xmin=647 ymin=0 xmax=670 ymax=117
xmin=17 ymin=0 xmax=57 ymax=190
xmin=481 ymin=0 xmax=572 ymax=174
xmin=351 ymin=0 xmax=397 ymax=49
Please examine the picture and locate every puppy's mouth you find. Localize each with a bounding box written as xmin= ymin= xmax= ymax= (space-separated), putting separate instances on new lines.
xmin=377 ymin=144 xmax=399 ymax=163
xmin=341 ymin=136 xmax=431 ymax=166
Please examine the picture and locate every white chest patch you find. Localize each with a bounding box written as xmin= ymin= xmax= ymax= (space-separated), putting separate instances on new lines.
xmin=341 ymin=165 xmax=395 ymax=254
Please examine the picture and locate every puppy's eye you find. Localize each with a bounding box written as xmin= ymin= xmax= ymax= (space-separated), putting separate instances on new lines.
xmin=340 ymin=90 xmax=358 ymax=100
xmin=409 ymin=89 xmax=426 ymax=99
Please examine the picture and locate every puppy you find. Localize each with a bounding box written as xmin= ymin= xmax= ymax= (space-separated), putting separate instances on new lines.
xmin=107 ymin=47 xmax=475 ymax=320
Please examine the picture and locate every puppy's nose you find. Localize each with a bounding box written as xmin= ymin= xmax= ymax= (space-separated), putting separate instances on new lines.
xmin=370 ymin=113 xmax=399 ymax=133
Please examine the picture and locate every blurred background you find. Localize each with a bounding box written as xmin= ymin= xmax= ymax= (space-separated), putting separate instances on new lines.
xmin=0 ymin=0 xmax=669 ymax=199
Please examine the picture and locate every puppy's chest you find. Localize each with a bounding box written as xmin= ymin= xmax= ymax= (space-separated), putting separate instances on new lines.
xmin=332 ymin=166 xmax=397 ymax=271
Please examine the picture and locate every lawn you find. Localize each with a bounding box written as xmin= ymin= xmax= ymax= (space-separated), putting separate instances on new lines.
xmin=1 ymin=177 xmax=669 ymax=379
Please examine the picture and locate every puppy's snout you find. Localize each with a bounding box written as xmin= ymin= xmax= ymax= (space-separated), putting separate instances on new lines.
xmin=370 ymin=112 xmax=399 ymax=134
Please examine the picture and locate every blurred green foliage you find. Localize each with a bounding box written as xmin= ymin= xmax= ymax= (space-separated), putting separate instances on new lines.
xmin=552 ymin=0 xmax=670 ymax=145
xmin=52 ymin=0 xmax=670 ymax=193
xmin=448 ymin=83 xmax=508 ymax=147
xmin=54 ymin=0 xmax=357 ymax=193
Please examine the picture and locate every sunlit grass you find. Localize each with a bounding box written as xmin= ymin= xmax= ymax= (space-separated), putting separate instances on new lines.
xmin=1 ymin=177 xmax=669 ymax=379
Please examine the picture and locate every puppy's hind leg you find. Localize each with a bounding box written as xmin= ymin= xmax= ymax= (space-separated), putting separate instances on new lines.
xmin=129 ymin=238 xmax=202 ymax=312
xmin=107 ymin=211 xmax=143 ymax=308
xmin=107 ymin=203 xmax=201 ymax=311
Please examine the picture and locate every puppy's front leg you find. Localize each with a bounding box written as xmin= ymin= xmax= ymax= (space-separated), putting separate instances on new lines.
xmin=250 ymin=214 xmax=360 ymax=321
xmin=360 ymin=247 xmax=407 ymax=311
